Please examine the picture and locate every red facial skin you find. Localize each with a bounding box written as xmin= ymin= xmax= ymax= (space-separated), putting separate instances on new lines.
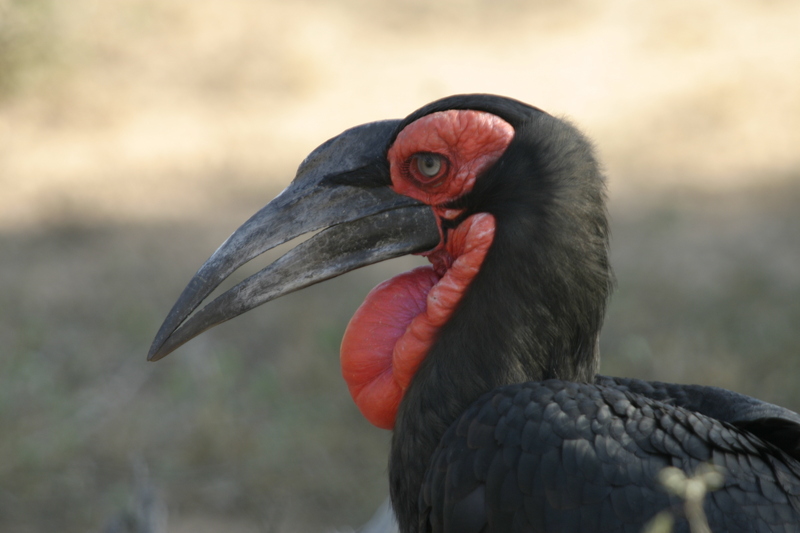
xmin=340 ymin=110 xmax=514 ymax=429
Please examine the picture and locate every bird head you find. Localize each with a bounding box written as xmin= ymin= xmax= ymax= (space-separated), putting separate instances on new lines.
xmin=148 ymin=94 xmax=612 ymax=429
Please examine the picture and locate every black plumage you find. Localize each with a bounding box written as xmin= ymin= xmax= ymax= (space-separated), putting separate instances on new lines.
xmin=421 ymin=379 xmax=800 ymax=533
xmin=389 ymin=99 xmax=613 ymax=531
xmin=149 ymin=94 xmax=800 ymax=533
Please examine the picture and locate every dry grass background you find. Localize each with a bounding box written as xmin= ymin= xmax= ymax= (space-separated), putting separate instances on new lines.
xmin=1 ymin=1 xmax=799 ymax=531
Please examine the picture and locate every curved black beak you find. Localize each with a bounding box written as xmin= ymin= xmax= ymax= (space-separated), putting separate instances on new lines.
xmin=148 ymin=120 xmax=440 ymax=361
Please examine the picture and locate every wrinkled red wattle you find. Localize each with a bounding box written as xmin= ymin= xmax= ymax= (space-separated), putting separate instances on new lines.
xmin=340 ymin=213 xmax=496 ymax=429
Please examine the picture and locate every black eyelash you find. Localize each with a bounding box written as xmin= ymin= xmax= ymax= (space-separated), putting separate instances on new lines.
xmin=407 ymin=153 xmax=449 ymax=188
xmin=399 ymin=159 xmax=412 ymax=176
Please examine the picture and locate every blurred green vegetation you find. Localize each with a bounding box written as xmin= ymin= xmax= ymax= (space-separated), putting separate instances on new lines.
xmin=0 ymin=0 xmax=59 ymax=100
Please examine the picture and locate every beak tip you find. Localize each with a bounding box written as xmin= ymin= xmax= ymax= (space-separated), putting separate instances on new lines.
xmin=147 ymin=336 xmax=173 ymax=362
xmin=146 ymin=346 xmax=164 ymax=362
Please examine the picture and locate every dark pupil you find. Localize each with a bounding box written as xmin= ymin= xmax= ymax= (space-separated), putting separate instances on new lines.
xmin=418 ymin=154 xmax=440 ymax=177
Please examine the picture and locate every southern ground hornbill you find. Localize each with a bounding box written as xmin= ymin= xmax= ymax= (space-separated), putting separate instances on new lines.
xmin=149 ymin=94 xmax=800 ymax=532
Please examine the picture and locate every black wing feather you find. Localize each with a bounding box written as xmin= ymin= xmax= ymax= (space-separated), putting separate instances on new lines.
xmin=420 ymin=380 xmax=800 ymax=533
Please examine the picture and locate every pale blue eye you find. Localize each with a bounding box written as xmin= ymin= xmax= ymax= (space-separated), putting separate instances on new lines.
xmin=416 ymin=153 xmax=443 ymax=178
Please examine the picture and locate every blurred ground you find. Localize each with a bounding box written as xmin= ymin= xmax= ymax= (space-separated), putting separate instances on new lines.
xmin=1 ymin=0 xmax=799 ymax=531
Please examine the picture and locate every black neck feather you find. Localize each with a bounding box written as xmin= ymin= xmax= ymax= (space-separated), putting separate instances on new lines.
xmin=388 ymin=110 xmax=613 ymax=532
